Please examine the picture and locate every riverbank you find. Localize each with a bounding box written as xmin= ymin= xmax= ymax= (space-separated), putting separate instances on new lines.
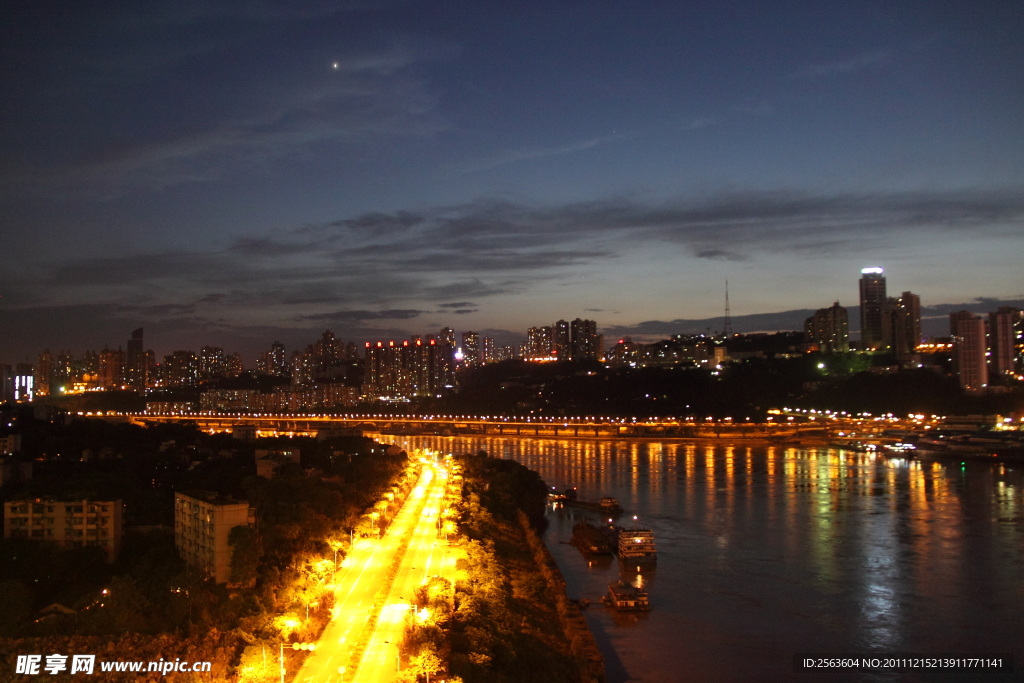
xmin=440 ymin=452 xmax=606 ymax=683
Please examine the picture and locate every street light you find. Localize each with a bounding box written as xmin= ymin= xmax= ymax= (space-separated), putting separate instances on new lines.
xmin=279 ymin=642 xmax=316 ymax=683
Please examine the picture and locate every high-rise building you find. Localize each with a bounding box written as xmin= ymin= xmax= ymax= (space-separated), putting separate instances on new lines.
xmin=553 ymin=320 xmax=570 ymax=359
xmin=569 ymin=318 xmax=598 ymax=360
xmin=163 ymin=351 xmax=199 ymax=387
xmin=526 ymin=326 xmax=553 ymax=359
xmin=13 ymin=363 xmax=34 ymax=402
xmin=98 ymin=347 xmax=125 ymax=389
xmin=482 ymin=337 xmax=495 ymax=364
xmin=225 ymin=352 xmax=244 ymax=377
xmin=365 ymin=338 xmax=449 ymax=399
xmin=312 ymin=330 xmax=343 ymax=365
xmin=988 ymin=308 xmax=1019 ymax=380
xmin=80 ymin=351 xmax=99 ymax=387
xmin=272 ymin=344 xmax=288 ymax=376
xmin=436 ymin=329 xmax=456 ymax=389
xmin=493 ymin=345 xmax=516 ymax=362
xmin=290 ymin=349 xmax=315 ymax=387
xmin=439 ymin=327 xmax=456 ymax=349
xmin=35 ymin=350 xmax=54 ymax=397
xmin=950 ymin=311 xmax=987 ymax=391
xmin=893 ymin=291 xmax=922 ymax=356
xmin=200 ymin=346 xmax=228 ymax=380
xmin=804 ymin=302 xmax=850 ymax=353
xmin=258 ymin=341 xmax=287 ymax=377
xmin=859 ymin=268 xmax=887 ymax=350
xmin=125 ymin=328 xmax=149 ymax=391
xmin=461 ymin=332 xmax=481 ymax=368
xmin=0 ymin=365 xmax=14 ymax=403
xmin=54 ymin=351 xmax=74 ymax=390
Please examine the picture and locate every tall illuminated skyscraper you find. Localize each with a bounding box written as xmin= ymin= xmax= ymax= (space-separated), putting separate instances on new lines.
xmin=859 ymin=267 xmax=887 ymax=350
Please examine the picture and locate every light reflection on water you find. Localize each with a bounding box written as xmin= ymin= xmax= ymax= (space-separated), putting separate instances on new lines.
xmin=394 ymin=436 xmax=1024 ymax=682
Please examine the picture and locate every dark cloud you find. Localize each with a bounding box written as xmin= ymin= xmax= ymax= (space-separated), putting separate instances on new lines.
xmin=4 ymin=189 xmax=1022 ymax=360
xmin=695 ymin=249 xmax=746 ymax=261
xmin=19 ymin=188 xmax=1024 ymax=317
xmin=235 ymin=189 xmax=1024 ymax=281
xmin=23 ymin=189 xmax=1024 ymax=300
xmin=299 ymin=309 xmax=424 ymax=322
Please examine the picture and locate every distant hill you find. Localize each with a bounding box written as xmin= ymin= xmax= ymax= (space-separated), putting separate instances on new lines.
xmin=601 ymin=298 xmax=1024 ymax=341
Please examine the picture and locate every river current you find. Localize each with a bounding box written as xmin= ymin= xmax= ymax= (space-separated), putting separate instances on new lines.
xmin=393 ymin=436 xmax=1024 ymax=682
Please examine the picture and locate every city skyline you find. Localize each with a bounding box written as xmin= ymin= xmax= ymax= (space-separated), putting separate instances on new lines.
xmin=2 ymin=1 xmax=1022 ymax=361
xmin=4 ymin=288 xmax=1024 ymax=365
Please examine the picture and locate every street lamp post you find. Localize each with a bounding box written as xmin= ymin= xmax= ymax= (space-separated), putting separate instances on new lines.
xmin=279 ymin=642 xmax=316 ymax=683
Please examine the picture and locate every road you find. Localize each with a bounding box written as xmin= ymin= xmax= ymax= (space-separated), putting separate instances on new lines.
xmin=351 ymin=466 xmax=452 ymax=683
xmin=294 ymin=461 xmax=453 ymax=683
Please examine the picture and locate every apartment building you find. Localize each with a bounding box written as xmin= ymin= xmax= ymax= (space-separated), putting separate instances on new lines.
xmin=174 ymin=491 xmax=253 ymax=584
xmin=3 ymin=498 xmax=123 ymax=561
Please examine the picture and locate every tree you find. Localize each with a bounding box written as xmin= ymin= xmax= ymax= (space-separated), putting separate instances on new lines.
xmin=237 ymin=643 xmax=277 ymax=683
xmin=230 ymin=525 xmax=263 ymax=586
xmin=410 ymin=645 xmax=443 ymax=682
xmin=98 ymin=575 xmax=151 ymax=633
xmin=0 ymin=580 xmax=31 ymax=636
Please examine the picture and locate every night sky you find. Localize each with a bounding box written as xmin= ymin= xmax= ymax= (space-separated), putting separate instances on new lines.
xmin=2 ymin=0 xmax=1022 ymax=361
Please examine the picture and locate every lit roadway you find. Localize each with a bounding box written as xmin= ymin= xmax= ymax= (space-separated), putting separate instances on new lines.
xmin=294 ymin=463 xmax=450 ymax=683
xmin=352 ymin=465 xmax=452 ymax=683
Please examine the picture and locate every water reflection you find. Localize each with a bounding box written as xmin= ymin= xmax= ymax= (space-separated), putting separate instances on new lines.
xmin=395 ymin=436 xmax=1024 ymax=683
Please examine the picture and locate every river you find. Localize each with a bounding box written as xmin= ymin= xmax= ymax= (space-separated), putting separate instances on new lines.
xmin=392 ymin=436 xmax=1024 ymax=682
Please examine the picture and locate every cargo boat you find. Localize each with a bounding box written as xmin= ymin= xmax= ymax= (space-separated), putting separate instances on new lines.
xmin=605 ymin=581 xmax=650 ymax=611
xmin=571 ymin=520 xmax=614 ymax=554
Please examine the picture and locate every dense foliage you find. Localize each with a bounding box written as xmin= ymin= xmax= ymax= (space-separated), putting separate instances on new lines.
xmin=418 ymin=356 xmax=1024 ymax=418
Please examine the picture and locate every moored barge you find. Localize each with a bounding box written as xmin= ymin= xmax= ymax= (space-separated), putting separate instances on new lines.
xmin=567 ymin=495 xmax=624 ymax=516
xmin=571 ymin=520 xmax=614 ymax=554
xmin=605 ymin=580 xmax=650 ymax=611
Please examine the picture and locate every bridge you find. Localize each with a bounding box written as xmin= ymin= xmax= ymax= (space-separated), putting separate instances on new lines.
xmin=108 ymin=411 xmax=904 ymax=441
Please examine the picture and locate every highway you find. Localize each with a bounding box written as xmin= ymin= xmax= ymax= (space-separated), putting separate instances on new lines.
xmin=294 ymin=460 xmax=453 ymax=683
